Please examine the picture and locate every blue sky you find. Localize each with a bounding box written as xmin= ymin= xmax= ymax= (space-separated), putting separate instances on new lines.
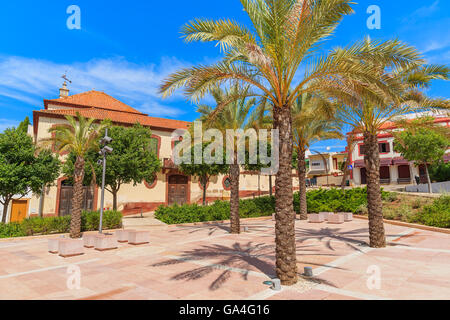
xmin=0 ymin=0 xmax=449 ymax=152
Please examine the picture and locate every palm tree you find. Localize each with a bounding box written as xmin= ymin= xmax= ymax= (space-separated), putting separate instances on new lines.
xmin=159 ymin=0 xmax=420 ymax=285
xmin=328 ymin=41 xmax=450 ymax=247
xmin=292 ymin=94 xmax=343 ymax=220
xmin=42 ymin=113 xmax=104 ymax=238
xmin=197 ymin=85 xmax=270 ymax=234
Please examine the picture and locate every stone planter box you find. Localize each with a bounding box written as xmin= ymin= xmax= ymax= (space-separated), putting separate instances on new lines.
xmin=116 ymin=229 xmax=135 ymax=243
xmin=338 ymin=212 xmax=353 ymax=222
xmin=58 ymin=239 xmax=84 ymax=258
xmin=128 ymin=231 xmax=150 ymax=245
xmin=83 ymin=233 xmax=98 ymax=248
xmin=327 ymin=214 xmax=345 ymax=224
xmin=94 ymin=234 xmax=118 ymax=251
xmin=307 ymin=214 xmax=324 ymax=223
xmin=48 ymin=238 xmax=60 ymax=254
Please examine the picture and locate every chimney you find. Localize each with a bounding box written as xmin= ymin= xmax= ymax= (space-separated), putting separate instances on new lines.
xmin=59 ymin=81 xmax=69 ymax=98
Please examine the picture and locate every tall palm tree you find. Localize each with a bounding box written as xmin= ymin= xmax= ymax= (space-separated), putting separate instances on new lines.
xmin=328 ymin=40 xmax=450 ymax=247
xmin=292 ymin=94 xmax=343 ymax=220
xmin=42 ymin=113 xmax=103 ymax=238
xmin=159 ymin=0 xmax=420 ymax=285
xmin=197 ymin=85 xmax=270 ymax=234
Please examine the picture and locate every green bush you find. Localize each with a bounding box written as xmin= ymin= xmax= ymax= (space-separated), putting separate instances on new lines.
xmin=155 ymin=196 xmax=276 ymax=225
xmin=155 ymin=188 xmax=399 ymax=224
xmin=414 ymin=196 xmax=450 ymax=228
xmin=304 ymin=187 xmax=376 ymax=214
xmin=0 ymin=210 xmax=123 ymax=239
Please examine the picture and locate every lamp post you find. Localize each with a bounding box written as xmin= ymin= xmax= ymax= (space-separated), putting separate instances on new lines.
xmin=98 ymin=128 xmax=113 ymax=234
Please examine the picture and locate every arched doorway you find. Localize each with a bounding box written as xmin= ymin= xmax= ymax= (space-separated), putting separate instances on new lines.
xmin=58 ymin=180 xmax=95 ymax=216
xmin=167 ymin=175 xmax=189 ymax=206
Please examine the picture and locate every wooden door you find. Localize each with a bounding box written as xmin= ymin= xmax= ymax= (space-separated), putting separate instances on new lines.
xmin=168 ymin=175 xmax=188 ymax=206
xmin=379 ymin=166 xmax=390 ymax=184
xmin=398 ymin=165 xmax=411 ymax=184
xmin=59 ymin=186 xmax=73 ymax=216
xmin=59 ymin=185 xmax=94 ymax=216
xmin=10 ymin=200 xmax=28 ymax=223
xmin=360 ymin=168 xmax=367 ymax=185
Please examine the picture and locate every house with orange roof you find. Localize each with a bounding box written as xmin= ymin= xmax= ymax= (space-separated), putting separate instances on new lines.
xmin=348 ymin=111 xmax=450 ymax=187
xmin=25 ymin=83 xmax=284 ymax=219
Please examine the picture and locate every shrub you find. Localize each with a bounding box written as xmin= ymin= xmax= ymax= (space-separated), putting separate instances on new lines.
xmin=0 ymin=222 xmax=26 ymax=238
xmin=414 ymin=196 xmax=450 ymax=228
xmin=155 ymin=188 xmax=400 ymax=224
xmin=304 ymin=188 xmax=372 ymax=214
xmin=0 ymin=210 xmax=123 ymax=239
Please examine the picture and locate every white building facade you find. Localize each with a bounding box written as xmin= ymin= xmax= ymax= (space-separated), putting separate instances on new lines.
xmin=350 ymin=112 xmax=450 ymax=186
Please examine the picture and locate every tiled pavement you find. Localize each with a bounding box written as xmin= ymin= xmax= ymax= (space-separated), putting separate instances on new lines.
xmin=0 ymin=218 xmax=449 ymax=300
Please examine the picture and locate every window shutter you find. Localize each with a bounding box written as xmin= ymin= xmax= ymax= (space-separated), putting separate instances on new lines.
xmin=149 ymin=138 xmax=158 ymax=155
xmin=386 ymin=142 xmax=391 ymax=153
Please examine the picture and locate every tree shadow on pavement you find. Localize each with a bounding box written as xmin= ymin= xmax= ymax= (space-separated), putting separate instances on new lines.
xmin=150 ymin=241 xmax=276 ymax=291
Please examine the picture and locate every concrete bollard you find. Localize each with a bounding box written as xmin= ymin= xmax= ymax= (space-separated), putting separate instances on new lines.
xmin=271 ymin=278 xmax=282 ymax=291
xmin=58 ymin=239 xmax=84 ymax=258
xmin=116 ymin=229 xmax=135 ymax=243
xmin=307 ymin=214 xmax=325 ymax=223
xmin=304 ymin=267 xmax=314 ymax=277
xmin=128 ymin=231 xmax=150 ymax=245
xmin=48 ymin=239 xmax=60 ymax=254
xmin=83 ymin=233 xmax=97 ymax=248
xmin=339 ymin=212 xmax=353 ymax=222
xmin=327 ymin=214 xmax=345 ymax=224
xmin=94 ymin=233 xmax=118 ymax=251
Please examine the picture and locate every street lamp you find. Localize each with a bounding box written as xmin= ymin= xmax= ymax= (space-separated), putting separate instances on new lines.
xmin=98 ymin=128 xmax=113 ymax=234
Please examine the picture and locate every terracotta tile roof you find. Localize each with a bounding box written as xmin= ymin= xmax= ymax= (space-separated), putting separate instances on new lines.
xmin=347 ymin=117 xmax=450 ymax=135
xmin=34 ymin=108 xmax=190 ymax=131
xmin=45 ymin=90 xmax=144 ymax=115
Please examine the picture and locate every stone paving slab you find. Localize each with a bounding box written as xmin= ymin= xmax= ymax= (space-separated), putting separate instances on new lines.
xmin=0 ymin=218 xmax=449 ymax=300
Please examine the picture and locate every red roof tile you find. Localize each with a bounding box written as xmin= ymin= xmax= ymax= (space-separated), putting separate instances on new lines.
xmin=35 ymin=108 xmax=190 ymax=132
xmin=45 ymin=90 xmax=144 ymax=115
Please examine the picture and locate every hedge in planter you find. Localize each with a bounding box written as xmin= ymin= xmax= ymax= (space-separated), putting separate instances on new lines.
xmin=0 ymin=210 xmax=123 ymax=238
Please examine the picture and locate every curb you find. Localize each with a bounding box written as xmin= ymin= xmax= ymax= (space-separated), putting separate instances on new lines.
xmin=168 ymin=215 xmax=273 ymax=227
xmin=354 ymin=215 xmax=450 ymax=234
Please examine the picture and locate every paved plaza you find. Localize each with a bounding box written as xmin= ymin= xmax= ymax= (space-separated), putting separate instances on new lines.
xmin=0 ymin=218 xmax=449 ymax=300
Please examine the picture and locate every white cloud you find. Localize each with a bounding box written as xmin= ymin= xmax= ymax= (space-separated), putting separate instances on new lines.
xmin=0 ymin=55 xmax=196 ymax=118
xmin=405 ymin=1 xmax=440 ymax=22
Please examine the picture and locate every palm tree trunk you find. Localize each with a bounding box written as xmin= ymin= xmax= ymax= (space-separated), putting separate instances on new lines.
xmin=297 ymin=148 xmax=307 ymax=220
xmin=425 ymin=164 xmax=433 ymax=194
xmin=364 ymin=131 xmax=386 ymax=248
xmin=230 ymin=161 xmax=240 ymax=234
xmin=273 ymin=104 xmax=298 ymax=286
xmin=70 ymin=156 xmax=85 ymax=238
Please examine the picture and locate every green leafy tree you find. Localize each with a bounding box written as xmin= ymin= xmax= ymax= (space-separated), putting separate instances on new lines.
xmin=159 ymin=0 xmax=423 ymax=285
xmin=0 ymin=120 xmax=60 ymax=223
xmin=63 ymin=124 xmax=161 ymax=211
xmin=429 ymin=162 xmax=450 ymax=183
xmin=178 ymin=142 xmax=229 ymax=206
xmin=394 ymin=126 xmax=450 ymax=193
xmin=42 ymin=113 xmax=104 ymax=238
